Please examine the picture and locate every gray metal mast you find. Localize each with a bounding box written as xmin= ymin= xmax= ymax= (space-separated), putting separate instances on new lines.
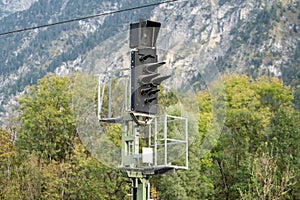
xmin=98 ymin=20 xmax=188 ymax=200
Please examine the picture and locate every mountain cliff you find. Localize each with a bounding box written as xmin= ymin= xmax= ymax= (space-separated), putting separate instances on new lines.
xmin=0 ymin=0 xmax=299 ymax=124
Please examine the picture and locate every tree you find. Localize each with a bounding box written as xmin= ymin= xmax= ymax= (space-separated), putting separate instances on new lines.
xmin=0 ymin=128 xmax=15 ymax=199
xmin=197 ymin=75 xmax=297 ymax=199
xmin=268 ymin=107 xmax=300 ymax=198
xmin=38 ymin=140 xmax=129 ymax=200
xmin=17 ymin=75 xmax=77 ymax=163
xmin=294 ymin=85 xmax=300 ymax=110
xmin=4 ymin=74 xmax=130 ymax=199
xmin=145 ymin=75 xmax=299 ymax=199
xmin=239 ymin=148 xmax=296 ymax=200
xmin=0 ymin=127 xmax=14 ymax=162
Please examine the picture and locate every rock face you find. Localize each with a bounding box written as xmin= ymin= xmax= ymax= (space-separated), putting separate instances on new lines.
xmin=0 ymin=0 xmax=37 ymax=18
xmin=0 ymin=0 xmax=299 ymax=125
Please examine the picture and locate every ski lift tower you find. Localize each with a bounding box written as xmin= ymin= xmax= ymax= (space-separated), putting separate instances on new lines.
xmin=98 ymin=20 xmax=188 ymax=200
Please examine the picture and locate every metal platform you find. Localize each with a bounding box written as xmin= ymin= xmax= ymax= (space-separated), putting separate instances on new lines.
xmin=97 ymin=71 xmax=189 ymax=176
xmin=119 ymin=165 xmax=187 ymax=176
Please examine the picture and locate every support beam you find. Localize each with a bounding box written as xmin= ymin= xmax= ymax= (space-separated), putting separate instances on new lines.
xmin=127 ymin=172 xmax=150 ymax=200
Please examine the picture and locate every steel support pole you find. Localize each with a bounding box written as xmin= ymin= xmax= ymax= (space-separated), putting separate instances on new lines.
xmin=128 ymin=172 xmax=149 ymax=200
xmin=131 ymin=177 xmax=149 ymax=200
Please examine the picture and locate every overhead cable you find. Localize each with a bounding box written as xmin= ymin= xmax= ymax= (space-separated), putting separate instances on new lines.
xmin=0 ymin=0 xmax=180 ymax=36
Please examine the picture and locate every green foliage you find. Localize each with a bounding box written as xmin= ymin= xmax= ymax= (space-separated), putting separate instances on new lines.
xmin=38 ymin=141 xmax=129 ymax=200
xmin=152 ymin=74 xmax=298 ymax=199
xmin=1 ymin=73 xmax=299 ymax=199
xmin=158 ymin=86 xmax=179 ymax=108
xmin=256 ymin=76 xmax=293 ymax=111
xmin=0 ymin=74 xmax=129 ymax=199
xmin=17 ymin=75 xmax=76 ymax=162
xmin=0 ymin=128 xmax=14 ymax=161
xmin=152 ymin=154 xmax=214 ymax=200
xmin=0 ymin=128 xmax=16 ymax=199
xmin=201 ymin=75 xmax=298 ymax=199
xmin=239 ymin=148 xmax=296 ymax=200
xmin=0 ymin=142 xmax=129 ymax=200
xmin=295 ymin=85 xmax=300 ymax=110
xmin=268 ymin=108 xmax=300 ymax=199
